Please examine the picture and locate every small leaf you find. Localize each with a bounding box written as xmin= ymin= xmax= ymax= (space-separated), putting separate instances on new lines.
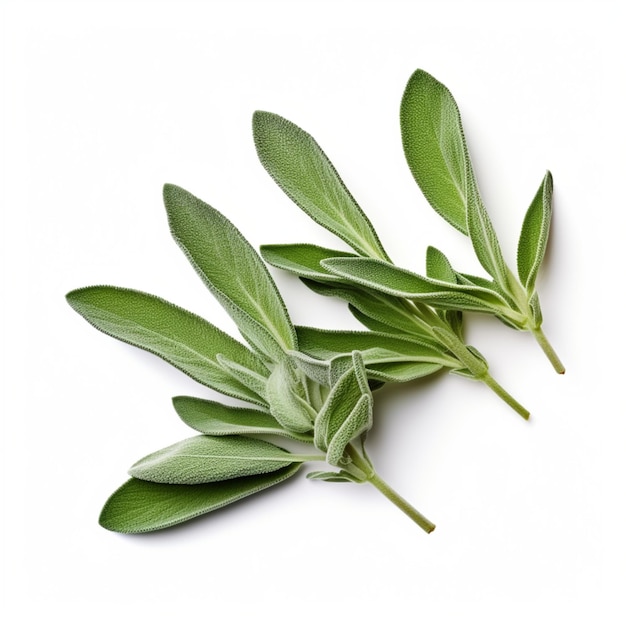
xmin=129 ymin=435 xmax=304 ymax=484
xmin=400 ymin=69 xmax=475 ymax=234
xmin=517 ymin=171 xmax=553 ymax=291
xmin=172 ymin=396 xmax=309 ymax=441
xmin=315 ymin=352 xmax=373 ymax=465
xmin=253 ymin=111 xmax=389 ymax=260
xmin=99 ymin=466 xmax=301 ymax=533
xmin=306 ymin=470 xmax=360 ymax=483
xmin=425 ymin=246 xmax=457 ymax=283
xmin=266 ymin=360 xmax=317 ymax=433
xmin=164 ymin=184 xmax=297 ymax=361
xmin=66 ymin=286 xmax=268 ymax=406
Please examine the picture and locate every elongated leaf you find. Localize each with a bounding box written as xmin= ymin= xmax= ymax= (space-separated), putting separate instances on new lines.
xmin=400 ymin=69 xmax=476 ymax=234
xmin=129 ymin=435 xmax=305 ymax=484
xmin=322 ymin=257 xmax=511 ymax=313
xmin=253 ymin=111 xmax=389 ymax=260
xmin=216 ymin=354 xmax=268 ymax=401
xmin=99 ymin=466 xmax=302 ymax=533
xmin=466 ymin=174 xmax=509 ymax=286
xmin=66 ymin=286 xmax=268 ymax=406
xmin=306 ymin=470 xmax=359 ymax=483
xmin=517 ymin=171 xmax=553 ymax=291
xmin=164 ymin=184 xmax=296 ymax=361
xmin=172 ymin=396 xmax=310 ymax=440
xmin=301 ymin=278 xmax=435 ymax=341
xmin=367 ymin=360 xmax=442 ymax=383
xmin=260 ymin=243 xmax=356 ymax=282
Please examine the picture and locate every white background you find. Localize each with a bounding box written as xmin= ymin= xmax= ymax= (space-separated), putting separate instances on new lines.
xmin=2 ymin=0 xmax=625 ymax=623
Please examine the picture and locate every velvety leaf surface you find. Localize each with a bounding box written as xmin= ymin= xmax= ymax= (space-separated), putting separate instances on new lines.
xmin=253 ymin=111 xmax=389 ymax=260
xmin=99 ymin=465 xmax=301 ymax=533
xmin=164 ymin=184 xmax=296 ymax=360
xmin=129 ymin=435 xmax=302 ymax=484
xmin=66 ymin=286 xmax=268 ymax=405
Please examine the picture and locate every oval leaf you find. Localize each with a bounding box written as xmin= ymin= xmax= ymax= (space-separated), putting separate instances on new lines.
xmin=129 ymin=435 xmax=303 ymax=484
xmin=400 ymin=69 xmax=475 ymax=234
xmin=253 ymin=111 xmax=389 ymax=260
xmin=164 ymin=184 xmax=297 ymax=361
xmin=66 ymin=286 xmax=268 ymax=406
xmin=99 ymin=466 xmax=301 ymax=533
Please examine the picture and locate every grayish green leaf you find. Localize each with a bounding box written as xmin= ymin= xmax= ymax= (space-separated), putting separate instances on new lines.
xmin=425 ymin=246 xmax=457 ymax=283
xmin=306 ymin=470 xmax=360 ymax=483
xmin=517 ymin=171 xmax=553 ymax=291
xmin=164 ymin=184 xmax=297 ymax=361
xmin=400 ymin=69 xmax=475 ymax=234
xmin=172 ymin=396 xmax=310 ymax=441
xmin=66 ymin=286 xmax=268 ymax=406
xmin=253 ymin=111 xmax=389 ymax=260
xmin=266 ymin=360 xmax=316 ymax=433
xmin=99 ymin=466 xmax=301 ymax=533
xmin=129 ymin=435 xmax=305 ymax=484
xmin=260 ymin=243 xmax=356 ymax=282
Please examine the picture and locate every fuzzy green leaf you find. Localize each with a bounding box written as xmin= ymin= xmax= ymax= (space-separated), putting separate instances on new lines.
xmin=129 ymin=435 xmax=304 ymax=484
xmin=99 ymin=466 xmax=302 ymax=533
xmin=517 ymin=171 xmax=553 ymax=291
xmin=314 ymin=352 xmax=373 ymax=465
xmin=253 ymin=111 xmax=389 ymax=260
xmin=260 ymin=243 xmax=356 ymax=282
xmin=425 ymin=246 xmax=457 ymax=283
xmin=400 ymin=69 xmax=475 ymax=234
xmin=172 ymin=396 xmax=309 ymax=441
xmin=266 ymin=360 xmax=317 ymax=433
xmin=66 ymin=286 xmax=268 ymax=406
xmin=164 ymin=184 xmax=296 ymax=361
xmin=322 ymin=257 xmax=510 ymax=313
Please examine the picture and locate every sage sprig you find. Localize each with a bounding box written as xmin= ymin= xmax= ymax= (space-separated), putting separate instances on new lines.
xmin=254 ymin=112 xmax=530 ymax=418
xmin=400 ymin=69 xmax=564 ymax=373
xmin=67 ymin=185 xmax=435 ymax=534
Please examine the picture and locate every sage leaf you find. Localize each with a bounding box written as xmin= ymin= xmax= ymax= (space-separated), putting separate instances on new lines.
xmin=172 ymin=396 xmax=310 ymax=441
xmin=129 ymin=435 xmax=308 ymax=484
xmin=425 ymin=246 xmax=457 ymax=283
xmin=400 ymin=69 xmax=476 ymax=234
xmin=253 ymin=111 xmax=390 ymax=260
xmin=164 ymin=184 xmax=297 ymax=361
xmin=465 ymin=175 xmax=509 ymax=287
xmin=260 ymin=243 xmax=356 ymax=282
xmin=322 ymin=257 xmax=511 ymax=313
xmin=517 ymin=171 xmax=553 ymax=292
xmin=266 ymin=359 xmax=317 ymax=433
xmin=306 ymin=470 xmax=360 ymax=483
xmin=99 ymin=465 xmax=301 ymax=533
xmin=66 ymin=286 xmax=269 ymax=406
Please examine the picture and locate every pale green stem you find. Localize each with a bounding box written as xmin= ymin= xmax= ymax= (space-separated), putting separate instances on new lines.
xmin=481 ymin=372 xmax=530 ymax=419
xmin=531 ymin=326 xmax=565 ymax=374
xmin=347 ymin=443 xmax=435 ymax=533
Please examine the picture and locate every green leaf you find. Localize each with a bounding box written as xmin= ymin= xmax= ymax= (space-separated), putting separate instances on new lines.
xmin=306 ymin=470 xmax=361 ymax=483
xmin=253 ymin=111 xmax=389 ymax=260
xmin=260 ymin=243 xmax=356 ymax=282
xmin=129 ymin=435 xmax=305 ymax=484
xmin=66 ymin=286 xmax=268 ymax=406
xmin=301 ymin=278 xmax=434 ymax=341
xmin=322 ymin=257 xmax=511 ymax=313
xmin=465 ymin=174 xmax=509 ymax=286
xmin=425 ymin=246 xmax=457 ymax=283
xmin=266 ymin=360 xmax=317 ymax=433
xmin=517 ymin=171 xmax=553 ymax=291
xmin=400 ymin=69 xmax=475 ymax=234
xmin=314 ymin=352 xmax=373 ymax=466
xmin=172 ymin=396 xmax=309 ymax=441
xmin=163 ymin=184 xmax=297 ymax=361
xmin=99 ymin=466 xmax=302 ymax=533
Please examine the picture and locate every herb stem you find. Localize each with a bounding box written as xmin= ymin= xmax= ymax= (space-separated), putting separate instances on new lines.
xmin=481 ymin=373 xmax=530 ymax=420
xmin=367 ymin=471 xmax=436 ymax=533
xmin=532 ymin=326 xmax=565 ymax=374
